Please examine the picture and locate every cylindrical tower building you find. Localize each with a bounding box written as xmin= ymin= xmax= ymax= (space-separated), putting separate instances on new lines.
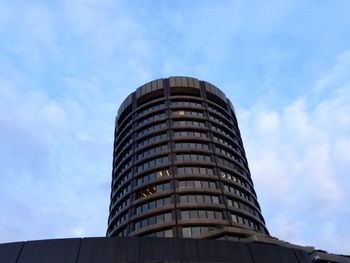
xmin=107 ymin=77 xmax=269 ymax=240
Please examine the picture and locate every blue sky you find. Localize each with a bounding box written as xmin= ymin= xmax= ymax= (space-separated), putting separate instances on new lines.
xmin=0 ymin=0 xmax=350 ymax=254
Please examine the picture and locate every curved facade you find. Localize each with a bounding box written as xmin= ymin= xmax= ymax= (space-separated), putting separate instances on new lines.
xmin=107 ymin=76 xmax=269 ymax=240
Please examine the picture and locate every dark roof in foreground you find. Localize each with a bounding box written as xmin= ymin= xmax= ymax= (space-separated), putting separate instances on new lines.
xmin=0 ymin=236 xmax=314 ymax=263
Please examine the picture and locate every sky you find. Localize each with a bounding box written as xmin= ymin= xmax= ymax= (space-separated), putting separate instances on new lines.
xmin=0 ymin=0 xmax=350 ymax=255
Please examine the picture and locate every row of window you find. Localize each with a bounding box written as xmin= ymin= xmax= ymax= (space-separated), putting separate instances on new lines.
xmin=134 ymin=100 xmax=207 ymax=123
xmin=113 ymin=182 xmax=132 ymax=202
xmin=136 ymin=182 xmax=171 ymax=199
xmin=173 ymin=120 xmax=205 ymax=128
xmin=182 ymin=226 xmax=210 ymax=237
xmin=135 ymin=179 xmax=219 ymax=200
xmin=175 ymin=142 xmax=209 ymax=151
xmin=137 ymin=156 xmax=169 ymax=173
xmin=138 ymin=112 xmax=167 ymax=127
xmin=136 ymin=196 xmax=172 ymax=214
xmin=213 ymin=134 xmax=239 ymax=153
xmin=227 ymin=198 xmax=261 ymax=219
xmin=211 ymin=123 xmax=236 ymax=140
xmin=115 ymin=158 xmax=132 ymax=177
xmin=115 ymin=226 xmax=128 ymax=237
xmin=216 ymin=147 xmax=241 ymax=164
xmin=117 ymin=97 xmax=233 ymax=138
xmin=115 ymin=134 xmax=132 ymax=154
xmin=176 ymin=154 xmax=211 ymax=163
xmin=179 ymin=180 xmax=217 ymax=190
xmin=209 ymin=114 xmax=233 ymax=131
xmin=116 ymin=125 xmax=132 ymax=146
xmin=114 ymin=211 xmax=128 ymax=227
xmin=173 ymin=110 xmax=204 ymax=117
xmin=137 ymin=133 xmax=167 ymax=149
xmin=174 ymin=130 xmax=207 ymax=138
xmin=208 ymin=105 xmax=230 ymax=120
xmin=217 ymin=157 xmax=244 ymax=175
xmin=181 ymin=209 xmax=223 ymax=220
xmin=220 ymin=170 xmax=248 ymax=190
xmin=171 ymin=100 xmax=202 ymax=108
xmin=137 ymin=122 xmax=167 ymax=137
xmin=137 ymin=102 xmax=165 ymax=117
xmin=111 ymin=197 xmax=130 ymax=217
xmin=223 ymin=184 xmax=253 ymax=204
xmin=143 ymin=228 xmax=173 ymax=238
xmin=115 ymin=146 xmax=132 ymax=165
xmin=113 ymin=170 xmax=132 ymax=193
xmin=134 ymin=212 xmax=172 ymax=230
xmin=136 ymin=169 xmax=170 ymax=186
xmin=231 ymin=213 xmax=260 ymax=231
xmin=179 ymin=194 xmax=219 ymax=205
xmin=177 ymin=166 xmax=214 ymax=176
xmin=137 ymin=144 xmax=169 ymax=160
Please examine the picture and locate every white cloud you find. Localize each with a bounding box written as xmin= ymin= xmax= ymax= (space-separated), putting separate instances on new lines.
xmin=238 ymin=49 xmax=350 ymax=254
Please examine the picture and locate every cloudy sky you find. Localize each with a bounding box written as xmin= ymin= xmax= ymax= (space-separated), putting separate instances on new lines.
xmin=1 ymin=0 xmax=350 ymax=255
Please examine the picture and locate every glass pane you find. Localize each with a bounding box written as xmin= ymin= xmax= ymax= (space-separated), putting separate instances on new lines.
xmin=202 ymin=181 xmax=209 ymax=188
xmin=207 ymin=211 xmax=215 ymax=219
xmin=185 ymin=167 xmax=192 ymax=174
xmin=215 ymin=211 xmax=222 ymax=220
xmin=192 ymin=227 xmax=200 ymax=235
xmin=164 ymin=213 xmax=172 ymax=222
xmin=189 ymin=210 xmax=197 ymax=219
xmin=182 ymin=227 xmax=191 ymax=237
xmin=188 ymin=195 xmax=196 ymax=203
xmin=198 ymin=210 xmax=206 ymax=218
xmin=181 ymin=211 xmax=190 ymax=220
xmin=192 ymin=167 xmax=199 ymax=174
xmin=180 ymin=196 xmax=187 ymax=203
xmin=204 ymin=195 xmax=211 ymax=203
xmin=157 ymin=214 xmax=164 ymax=223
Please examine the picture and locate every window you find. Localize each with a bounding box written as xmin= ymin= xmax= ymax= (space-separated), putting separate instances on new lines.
xmin=217 ymin=157 xmax=244 ymax=175
xmin=223 ymin=184 xmax=253 ymax=203
xmin=209 ymin=114 xmax=233 ymax=130
xmin=178 ymin=180 xmax=216 ymax=190
xmin=137 ymin=122 xmax=167 ymax=137
xmin=179 ymin=194 xmax=220 ymax=204
xmin=137 ymin=103 xmax=165 ymax=117
xmin=173 ymin=110 xmax=204 ymax=117
xmin=174 ymin=130 xmax=207 ymax=138
xmin=182 ymin=226 xmax=210 ymax=237
xmin=137 ymin=144 xmax=169 ymax=160
xmin=216 ymin=147 xmax=241 ymax=163
xmin=136 ymin=169 xmax=170 ymax=186
xmin=173 ymin=120 xmax=205 ymax=128
xmin=144 ymin=229 xmax=173 ymax=238
xmin=134 ymin=212 xmax=172 ymax=230
xmin=177 ymin=166 xmax=213 ymax=176
xmin=136 ymin=182 xmax=171 ymax=199
xmin=136 ymin=196 xmax=172 ymax=214
xmin=113 ymin=170 xmax=132 ymax=192
xmin=112 ymin=197 xmax=130 ymax=215
xmin=171 ymin=100 xmax=202 ymax=108
xmin=213 ymin=135 xmax=240 ymax=153
xmin=138 ymin=112 xmax=167 ymax=127
xmin=137 ymin=156 xmax=169 ymax=173
xmin=180 ymin=209 xmax=223 ymax=220
xmin=176 ymin=154 xmax=211 ymax=163
xmin=137 ymin=133 xmax=167 ymax=148
xmin=220 ymin=170 xmax=247 ymax=188
xmin=175 ymin=142 xmax=209 ymax=151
